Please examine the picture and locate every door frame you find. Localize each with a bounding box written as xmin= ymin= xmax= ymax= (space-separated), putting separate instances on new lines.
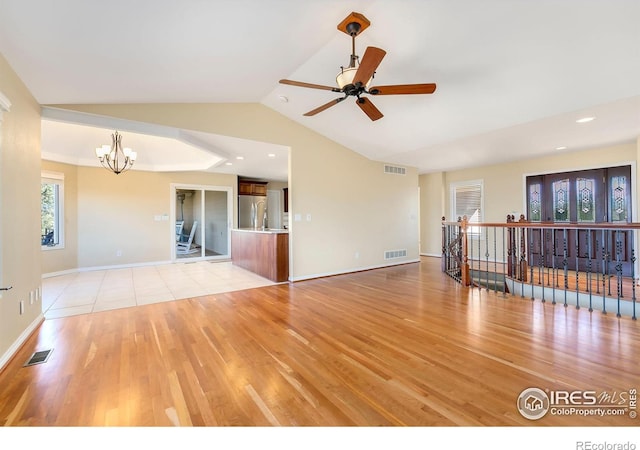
xmin=522 ymin=161 xmax=637 ymax=221
xmin=522 ymin=160 xmax=638 ymax=276
xmin=170 ymin=183 xmax=233 ymax=262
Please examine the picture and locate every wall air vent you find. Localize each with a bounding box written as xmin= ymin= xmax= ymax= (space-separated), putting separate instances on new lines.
xmin=383 ymin=164 xmax=406 ymax=175
xmin=384 ymin=249 xmax=407 ymax=260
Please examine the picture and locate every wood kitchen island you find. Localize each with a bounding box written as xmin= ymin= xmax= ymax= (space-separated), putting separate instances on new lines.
xmin=231 ymin=229 xmax=289 ymax=282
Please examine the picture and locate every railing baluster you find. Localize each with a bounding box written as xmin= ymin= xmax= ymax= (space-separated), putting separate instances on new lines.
xmin=520 ymin=227 xmax=525 ymax=298
xmin=551 ymin=228 xmax=556 ymax=305
xmin=469 ymin=223 xmax=475 ymax=289
xmin=616 ymin=229 xmax=622 ymax=318
xmin=478 ymin=223 xmax=482 ymax=291
xmin=493 ymin=227 xmax=498 ymax=294
xmin=575 ymin=227 xmax=580 ymax=310
xmin=502 ymin=227 xmax=507 ymax=297
xmin=529 ymin=231 xmax=535 ymax=300
xmin=602 ymin=229 xmax=607 ymax=315
xmin=632 ymin=248 xmax=637 ymax=321
xmin=563 ymin=228 xmax=568 ymax=308
xmin=484 ymin=227 xmax=489 ymax=292
xmin=539 ymin=226 xmax=545 ymax=303
xmin=595 ymin=237 xmax=600 ymax=294
xmin=588 ymin=229 xmax=593 ymax=312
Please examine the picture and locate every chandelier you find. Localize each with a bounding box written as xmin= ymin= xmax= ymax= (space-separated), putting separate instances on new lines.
xmin=95 ymin=131 xmax=137 ymax=175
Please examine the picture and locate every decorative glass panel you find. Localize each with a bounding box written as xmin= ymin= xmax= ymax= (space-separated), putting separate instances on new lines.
xmin=553 ymin=179 xmax=570 ymax=222
xmin=611 ymin=176 xmax=627 ymax=222
xmin=576 ymin=178 xmax=595 ymax=222
xmin=528 ymin=183 xmax=542 ymax=222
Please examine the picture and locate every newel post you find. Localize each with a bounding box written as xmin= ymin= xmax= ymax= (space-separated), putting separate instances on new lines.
xmin=460 ymin=215 xmax=470 ymax=286
xmin=519 ymin=214 xmax=528 ymax=282
xmin=441 ymin=216 xmax=446 ymax=273
xmin=507 ymin=214 xmax=515 ymax=277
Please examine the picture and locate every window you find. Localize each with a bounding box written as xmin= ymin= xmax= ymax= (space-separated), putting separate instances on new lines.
xmin=451 ymin=180 xmax=483 ymax=233
xmin=41 ymin=171 xmax=64 ymax=249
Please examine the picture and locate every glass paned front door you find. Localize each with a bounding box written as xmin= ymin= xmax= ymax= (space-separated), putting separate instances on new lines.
xmin=576 ymin=177 xmax=595 ymax=222
xmin=611 ymin=175 xmax=627 ymax=222
xmin=529 ymin=182 xmax=542 ymax=222
xmin=553 ymin=179 xmax=570 ymax=222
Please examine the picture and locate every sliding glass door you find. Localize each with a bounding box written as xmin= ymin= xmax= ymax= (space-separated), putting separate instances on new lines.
xmin=172 ymin=184 xmax=232 ymax=261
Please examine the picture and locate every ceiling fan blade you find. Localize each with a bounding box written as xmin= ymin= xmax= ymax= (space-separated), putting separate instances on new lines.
xmin=356 ymin=97 xmax=383 ymax=121
xmin=279 ymin=79 xmax=341 ymax=92
xmin=369 ymin=83 xmax=437 ymax=95
xmin=353 ymin=46 xmax=386 ymax=86
xmin=304 ymin=97 xmax=347 ymax=116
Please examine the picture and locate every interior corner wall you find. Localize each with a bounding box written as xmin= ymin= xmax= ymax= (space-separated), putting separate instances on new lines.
xmin=50 ymin=103 xmax=420 ymax=280
xmin=41 ymin=160 xmax=78 ymax=274
xmin=0 ymin=53 xmax=43 ymax=364
xmin=419 ymin=172 xmax=445 ymax=256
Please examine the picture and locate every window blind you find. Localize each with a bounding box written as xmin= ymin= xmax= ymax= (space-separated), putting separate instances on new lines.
xmin=454 ymin=183 xmax=482 ymax=223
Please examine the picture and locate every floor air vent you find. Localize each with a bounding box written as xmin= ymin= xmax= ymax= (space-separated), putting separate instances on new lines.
xmin=24 ymin=349 xmax=53 ymax=367
xmin=385 ymin=249 xmax=407 ymax=260
xmin=383 ymin=164 xmax=406 ymax=175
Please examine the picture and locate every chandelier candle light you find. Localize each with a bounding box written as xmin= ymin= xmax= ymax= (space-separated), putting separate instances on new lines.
xmin=95 ymin=131 xmax=137 ymax=175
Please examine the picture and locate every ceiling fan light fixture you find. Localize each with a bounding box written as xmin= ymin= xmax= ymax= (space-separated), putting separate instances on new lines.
xmin=336 ymin=67 xmax=371 ymax=90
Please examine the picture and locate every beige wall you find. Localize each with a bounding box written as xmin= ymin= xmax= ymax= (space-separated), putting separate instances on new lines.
xmin=0 ymin=53 xmax=43 ymax=363
xmin=419 ymin=142 xmax=638 ymax=254
xmin=40 ymin=163 xmax=237 ymax=274
xmin=419 ymin=172 xmax=445 ymax=256
xmin=76 ymin=167 xmax=236 ymax=270
xmin=49 ymin=104 xmax=420 ymax=280
xmin=41 ymin=160 xmax=78 ymax=274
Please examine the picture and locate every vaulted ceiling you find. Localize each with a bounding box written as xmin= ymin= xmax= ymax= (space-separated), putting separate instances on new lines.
xmin=1 ymin=0 xmax=639 ymax=180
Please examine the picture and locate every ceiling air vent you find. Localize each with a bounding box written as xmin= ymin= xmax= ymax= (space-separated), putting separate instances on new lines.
xmin=383 ymin=164 xmax=406 ymax=175
xmin=384 ymin=249 xmax=407 ymax=260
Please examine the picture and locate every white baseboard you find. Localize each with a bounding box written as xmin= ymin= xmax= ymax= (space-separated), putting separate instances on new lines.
xmin=42 ymin=268 xmax=77 ymax=279
xmin=42 ymin=260 xmax=173 ymax=279
xmin=0 ymin=313 xmax=44 ymax=372
xmin=420 ymin=253 xmax=442 ymax=258
xmin=290 ymin=258 xmax=420 ymax=282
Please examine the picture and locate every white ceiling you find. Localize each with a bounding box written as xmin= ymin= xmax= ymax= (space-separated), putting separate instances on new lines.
xmin=1 ymin=0 xmax=639 ymax=179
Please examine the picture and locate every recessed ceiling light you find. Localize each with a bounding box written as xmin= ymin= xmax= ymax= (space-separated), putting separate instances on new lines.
xmin=225 ymin=162 xmax=233 ymax=166
xmin=555 ymin=146 xmax=567 ymax=150
xmin=236 ymin=156 xmax=244 ymax=160
xmin=576 ymin=117 xmax=595 ymax=123
xmin=268 ymin=153 xmax=276 ymax=158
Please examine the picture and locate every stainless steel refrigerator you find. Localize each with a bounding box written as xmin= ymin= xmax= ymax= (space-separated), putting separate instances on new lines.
xmin=238 ymin=195 xmax=267 ymax=229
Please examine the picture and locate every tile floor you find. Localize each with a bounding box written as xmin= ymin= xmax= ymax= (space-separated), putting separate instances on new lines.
xmin=42 ymin=260 xmax=277 ymax=319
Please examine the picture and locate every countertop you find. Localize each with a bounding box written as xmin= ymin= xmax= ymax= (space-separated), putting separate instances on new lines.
xmin=233 ymin=228 xmax=289 ymax=234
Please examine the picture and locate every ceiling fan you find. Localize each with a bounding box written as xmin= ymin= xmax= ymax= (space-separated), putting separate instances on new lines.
xmin=279 ymin=11 xmax=437 ymax=121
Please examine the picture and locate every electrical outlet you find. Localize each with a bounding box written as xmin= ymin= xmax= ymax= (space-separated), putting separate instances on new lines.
xmin=116 ymin=250 xmax=122 ymax=257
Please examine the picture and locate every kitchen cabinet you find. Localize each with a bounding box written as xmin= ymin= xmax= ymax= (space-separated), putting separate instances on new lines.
xmin=239 ymin=181 xmax=267 ymax=196
xmin=231 ymin=229 xmax=289 ymax=282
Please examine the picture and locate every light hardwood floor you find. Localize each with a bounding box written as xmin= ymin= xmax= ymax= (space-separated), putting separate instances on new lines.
xmin=0 ymin=257 xmax=638 ymax=426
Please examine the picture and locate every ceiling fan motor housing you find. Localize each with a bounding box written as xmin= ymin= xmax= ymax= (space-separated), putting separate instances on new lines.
xmin=346 ymin=22 xmax=361 ymax=36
